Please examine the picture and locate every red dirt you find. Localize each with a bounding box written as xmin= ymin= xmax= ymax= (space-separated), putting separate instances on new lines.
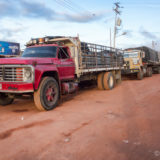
xmin=0 ymin=75 xmax=160 ymax=160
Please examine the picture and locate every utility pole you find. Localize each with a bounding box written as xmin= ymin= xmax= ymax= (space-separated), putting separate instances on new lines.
xmin=110 ymin=28 xmax=112 ymax=48
xmin=113 ymin=2 xmax=123 ymax=48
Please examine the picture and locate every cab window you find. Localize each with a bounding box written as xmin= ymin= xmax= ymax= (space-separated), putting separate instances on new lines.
xmin=58 ymin=47 xmax=69 ymax=59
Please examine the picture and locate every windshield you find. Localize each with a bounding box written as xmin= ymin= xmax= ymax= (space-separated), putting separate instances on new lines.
xmin=124 ymin=52 xmax=139 ymax=58
xmin=22 ymin=46 xmax=57 ymax=58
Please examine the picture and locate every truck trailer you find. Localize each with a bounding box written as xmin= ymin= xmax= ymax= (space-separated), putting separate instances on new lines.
xmin=0 ymin=41 xmax=20 ymax=57
xmin=0 ymin=36 xmax=123 ymax=111
xmin=123 ymin=46 xmax=160 ymax=80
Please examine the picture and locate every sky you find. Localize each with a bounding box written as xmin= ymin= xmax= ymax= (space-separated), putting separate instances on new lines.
xmin=0 ymin=0 xmax=160 ymax=50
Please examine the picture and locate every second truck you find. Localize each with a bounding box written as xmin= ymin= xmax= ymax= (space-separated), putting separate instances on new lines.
xmin=123 ymin=46 xmax=160 ymax=80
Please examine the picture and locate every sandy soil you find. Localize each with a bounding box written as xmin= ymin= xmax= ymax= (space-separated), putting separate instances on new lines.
xmin=0 ymin=75 xmax=160 ymax=160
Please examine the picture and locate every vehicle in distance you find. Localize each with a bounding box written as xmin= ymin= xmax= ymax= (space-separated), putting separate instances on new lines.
xmin=123 ymin=46 xmax=160 ymax=80
xmin=0 ymin=41 xmax=20 ymax=57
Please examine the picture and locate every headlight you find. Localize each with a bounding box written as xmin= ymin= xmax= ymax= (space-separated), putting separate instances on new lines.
xmin=23 ymin=68 xmax=33 ymax=82
xmin=32 ymin=39 xmax=37 ymax=44
xmin=45 ymin=38 xmax=49 ymax=42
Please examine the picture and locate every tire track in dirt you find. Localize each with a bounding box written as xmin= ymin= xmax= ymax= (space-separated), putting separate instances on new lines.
xmin=62 ymin=120 xmax=92 ymax=137
xmin=0 ymin=119 xmax=53 ymax=140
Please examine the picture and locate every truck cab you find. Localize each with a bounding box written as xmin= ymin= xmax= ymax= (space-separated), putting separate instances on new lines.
xmin=123 ymin=50 xmax=144 ymax=71
xmin=123 ymin=50 xmax=145 ymax=79
xmin=0 ymin=37 xmax=77 ymax=111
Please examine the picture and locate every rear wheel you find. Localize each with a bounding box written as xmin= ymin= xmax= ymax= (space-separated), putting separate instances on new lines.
xmin=97 ymin=73 xmax=104 ymax=90
xmin=137 ymin=70 xmax=144 ymax=80
xmin=115 ymin=70 xmax=122 ymax=85
xmin=103 ymin=72 xmax=115 ymax=90
xmin=157 ymin=67 xmax=160 ymax=74
xmin=34 ymin=77 xmax=59 ymax=111
xmin=146 ymin=67 xmax=152 ymax=77
xmin=0 ymin=93 xmax=14 ymax=106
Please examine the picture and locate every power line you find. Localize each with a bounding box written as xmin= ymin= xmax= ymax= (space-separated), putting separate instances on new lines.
xmin=53 ymin=0 xmax=78 ymax=13
xmin=53 ymin=0 xmax=92 ymax=15
xmin=62 ymin=0 xmax=90 ymax=13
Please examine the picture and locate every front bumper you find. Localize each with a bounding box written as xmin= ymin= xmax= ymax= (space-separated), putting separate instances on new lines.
xmin=0 ymin=82 xmax=34 ymax=93
xmin=122 ymin=69 xmax=140 ymax=74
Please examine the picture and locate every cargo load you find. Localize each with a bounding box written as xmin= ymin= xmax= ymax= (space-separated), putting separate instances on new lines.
xmin=127 ymin=46 xmax=159 ymax=63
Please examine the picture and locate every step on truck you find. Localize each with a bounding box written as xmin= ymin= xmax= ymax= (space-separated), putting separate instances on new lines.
xmin=123 ymin=46 xmax=160 ymax=80
xmin=0 ymin=36 xmax=123 ymax=111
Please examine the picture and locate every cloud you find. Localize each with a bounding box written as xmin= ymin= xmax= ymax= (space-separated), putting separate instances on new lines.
xmin=121 ymin=30 xmax=133 ymax=38
xmin=19 ymin=0 xmax=56 ymax=20
xmin=0 ymin=0 xmax=106 ymax=23
xmin=61 ymin=12 xmax=106 ymax=23
xmin=139 ymin=27 xmax=158 ymax=40
xmin=0 ymin=21 xmax=27 ymax=42
xmin=0 ymin=0 xmax=19 ymax=17
xmin=0 ymin=0 xmax=55 ymax=19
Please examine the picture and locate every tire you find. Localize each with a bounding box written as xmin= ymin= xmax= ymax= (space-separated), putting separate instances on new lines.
xmin=146 ymin=67 xmax=152 ymax=77
xmin=116 ymin=70 xmax=122 ymax=85
xmin=0 ymin=93 xmax=14 ymax=106
xmin=103 ymin=72 xmax=115 ymax=90
xmin=34 ymin=77 xmax=59 ymax=111
xmin=157 ymin=67 xmax=160 ymax=74
xmin=137 ymin=70 xmax=143 ymax=80
xmin=150 ymin=68 xmax=153 ymax=77
xmin=97 ymin=73 xmax=104 ymax=90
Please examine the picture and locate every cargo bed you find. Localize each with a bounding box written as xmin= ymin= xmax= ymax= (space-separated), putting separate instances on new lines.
xmin=50 ymin=37 xmax=124 ymax=78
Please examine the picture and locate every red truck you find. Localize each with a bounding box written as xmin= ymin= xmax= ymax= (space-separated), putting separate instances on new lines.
xmin=0 ymin=36 xmax=123 ymax=111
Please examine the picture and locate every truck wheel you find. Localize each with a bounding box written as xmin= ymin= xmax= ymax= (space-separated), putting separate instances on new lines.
xmin=103 ymin=72 xmax=115 ymax=90
xmin=137 ymin=70 xmax=143 ymax=80
xmin=150 ymin=68 xmax=153 ymax=77
xmin=97 ymin=73 xmax=104 ymax=90
xmin=146 ymin=67 xmax=152 ymax=77
xmin=34 ymin=77 xmax=59 ymax=111
xmin=116 ymin=71 xmax=122 ymax=85
xmin=0 ymin=93 xmax=14 ymax=106
xmin=157 ymin=67 xmax=160 ymax=74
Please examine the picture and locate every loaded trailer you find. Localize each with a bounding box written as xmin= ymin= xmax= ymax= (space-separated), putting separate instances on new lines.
xmin=0 ymin=36 xmax=123 ymax=111
xmin=122 ymin=46 xmax=160 ymax=80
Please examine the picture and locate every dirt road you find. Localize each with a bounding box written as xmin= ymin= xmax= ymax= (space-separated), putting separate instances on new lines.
xmin=0 ymin=75 xmax=160 ymax=160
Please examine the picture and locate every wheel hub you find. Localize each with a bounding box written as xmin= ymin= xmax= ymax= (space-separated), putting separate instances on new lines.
xmin=109 ymin=76 xmax=114 ymax=87
xmin=46 ymin=86 xmax=55 ymax=102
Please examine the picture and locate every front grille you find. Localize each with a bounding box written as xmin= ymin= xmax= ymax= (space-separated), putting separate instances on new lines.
xmin=0 ymin=66 xmax=24 ymax=82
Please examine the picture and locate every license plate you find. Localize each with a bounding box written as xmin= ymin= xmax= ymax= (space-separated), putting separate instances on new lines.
xmin=0 ymin=83 xmax=2 ymax=90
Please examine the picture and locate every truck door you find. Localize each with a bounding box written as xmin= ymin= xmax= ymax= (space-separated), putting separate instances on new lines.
xmin=57 ymin=47 xmax=75 ymax=80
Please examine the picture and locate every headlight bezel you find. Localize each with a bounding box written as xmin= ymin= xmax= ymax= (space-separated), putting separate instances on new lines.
xmin=23 ymin=66 xmax=34 ymax=83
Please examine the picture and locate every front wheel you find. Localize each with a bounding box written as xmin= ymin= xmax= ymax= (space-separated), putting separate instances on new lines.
xmin=34 ymin=77 xmax=59 ymax=111
xmin=137 ymin=70 xmax=144 ymax=80
xmin=0 ymin=93 xmax=14 ymax=106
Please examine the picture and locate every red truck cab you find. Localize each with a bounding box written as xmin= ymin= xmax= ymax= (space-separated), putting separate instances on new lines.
xmin=0 ymin=39 xmax=76 ymax=111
